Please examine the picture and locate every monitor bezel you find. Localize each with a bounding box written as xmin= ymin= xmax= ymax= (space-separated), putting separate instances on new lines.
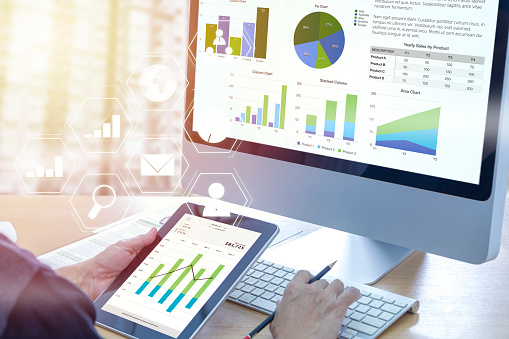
xmin=184 ymin=1 xmax=509 ymax=201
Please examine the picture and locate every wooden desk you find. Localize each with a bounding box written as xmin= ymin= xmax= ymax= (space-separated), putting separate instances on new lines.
xmin=3 ymin=195 xmax=509 ymax=338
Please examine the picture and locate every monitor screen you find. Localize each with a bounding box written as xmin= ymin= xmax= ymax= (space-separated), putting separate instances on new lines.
xmin=186 ymin=0 xmax=507 ymax=201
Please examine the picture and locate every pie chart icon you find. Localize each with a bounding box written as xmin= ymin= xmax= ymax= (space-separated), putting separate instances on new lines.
xmin=195 ymin=107 xmax=232 ymax=144
xmin=294 ymin=12 xmax=345 ymax=69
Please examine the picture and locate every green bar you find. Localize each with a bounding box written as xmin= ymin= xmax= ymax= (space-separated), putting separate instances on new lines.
xmin=280 ymin=85 xmax=287 ymax=129
xmin=345 ymin=94 xmax=358 ymax=123
xmin=229 ymin=37 xmax=241 ymax=56
xmin=147 ymin=264 xmax=165 ymax=283
xmin=158 ymin=259 xmax=184 ymax=287
xmin=169 ymin=254 xmax=203 ymax=291
xmin=325 ymin=100 xmax=337 ymax=121
xmin=181 ymin=269 xmax=206 ymax=294
xmin=205 ymin=24 xmax=217 ymax=53
xmin=254 ymin=8 xmax=269 ymax=59
xmin=377 ymin=108 xmax=441 ymax=135
xmin=246 ymin=106 xmax=251 ymax=124
xmin=306 ymin=115 xmax=317 ymax=126
xmin=192 ymin=265 xmax=225 ymax=300
xmin=262 ymin=95 xmax=269 ymax=126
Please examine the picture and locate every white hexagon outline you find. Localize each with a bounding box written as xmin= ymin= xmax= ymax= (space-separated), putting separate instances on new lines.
xmin=70 ymin=98 xmax=133 ymax=154
xmin=126 ymin=137 xmax=190 ymax=194
xmin=182 ymin=98 xmax=247 ymax=155
xmin=70 ymin=173 xmax=133 ymax=231
xmin=126 ymin=54 xmax=189 ymax=113
xmin=13 ymin=137 xmax=77 ymax=194
xmin=184 ymin=171 xmax=253 ymax=227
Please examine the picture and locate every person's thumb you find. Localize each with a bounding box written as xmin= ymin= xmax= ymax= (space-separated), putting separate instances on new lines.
xmin=120 ymin=228 xmax=157 ymax=252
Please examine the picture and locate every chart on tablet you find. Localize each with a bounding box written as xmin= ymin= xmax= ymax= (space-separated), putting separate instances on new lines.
xmin=102 ymin=214 xmax=260 ymax=338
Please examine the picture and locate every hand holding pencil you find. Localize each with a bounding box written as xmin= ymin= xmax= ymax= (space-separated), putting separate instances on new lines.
xmin=244 ymin=261 xmax=360 ymax=339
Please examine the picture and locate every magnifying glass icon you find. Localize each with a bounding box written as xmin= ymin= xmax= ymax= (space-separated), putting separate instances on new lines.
xmin=88 ymin=185 xmax=117 ymax=220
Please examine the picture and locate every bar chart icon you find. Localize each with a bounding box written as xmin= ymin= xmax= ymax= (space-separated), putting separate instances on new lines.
xmin=84 ymin=115 xmax=121 ymax=139
xmin=26 ymin=156 xmax=64 ymax=179
xmin=235 ymin=85 xmax=287 ymax=130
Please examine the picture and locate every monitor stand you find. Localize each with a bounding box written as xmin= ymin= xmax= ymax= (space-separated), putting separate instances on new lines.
xmin=263 ymin=227 xmax=415 ymax=285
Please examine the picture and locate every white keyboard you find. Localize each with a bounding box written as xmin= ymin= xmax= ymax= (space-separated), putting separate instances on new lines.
xmin=228 ymin=259 xmax=419 ymax=339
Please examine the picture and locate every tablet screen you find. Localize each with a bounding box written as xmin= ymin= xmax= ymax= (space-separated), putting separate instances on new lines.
xmin=101 ymin=213 xmax=261 ymax=337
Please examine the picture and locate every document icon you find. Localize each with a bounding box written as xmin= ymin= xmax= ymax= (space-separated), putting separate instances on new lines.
xmin=141 ymin=154 xmax=175 ymax=176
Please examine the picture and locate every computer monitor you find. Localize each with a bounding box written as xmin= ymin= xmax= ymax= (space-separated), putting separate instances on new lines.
xmin=183 ymin=1 xmax=509 ymax=284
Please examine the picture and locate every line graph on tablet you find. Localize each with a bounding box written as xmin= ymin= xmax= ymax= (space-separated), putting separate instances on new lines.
xmin=102 ymin=214 xmax=260 ymax=337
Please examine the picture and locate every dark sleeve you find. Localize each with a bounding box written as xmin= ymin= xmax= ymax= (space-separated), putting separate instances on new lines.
xmin=0 ymin=236 xmax=100 ymax=339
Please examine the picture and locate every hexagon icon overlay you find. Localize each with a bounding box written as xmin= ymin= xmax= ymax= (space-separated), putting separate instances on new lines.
xmin=127 ymin=138 xmax=189 ymax=194
xmin=70 ymin=174 xmax=133 ymax=231
xmin=127 ymin=55 xmax=188 ymax=112
xmin=70 ymin=98 xmax=133 ymax=154
xmin=14 ymin=138 xmax=77 ymax=194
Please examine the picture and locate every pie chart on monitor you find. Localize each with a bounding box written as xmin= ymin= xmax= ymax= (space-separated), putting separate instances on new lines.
xmin=294 ymin=12 xmax=345 ymax=69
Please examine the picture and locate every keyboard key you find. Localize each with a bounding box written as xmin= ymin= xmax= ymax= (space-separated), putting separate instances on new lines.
xmin=245 ymin=277 xmax=258 ymax=285
xmin=284 ymin=273 xmax=295 ymax=280
xmin=241 ymin=276 xmax=248 ymax=282
xmin=348 ymin=302 xmax=359 ymax=310
xmin=360 ymin=290 xmax=371 ymax=297
xmin=282 ymin=266 xmax=294 ymax=273
xmin=394 ymin=301 xmax=408 ymax=308
xmin=265 ymin=267 xmax=278 ymax=275
xmin=371 ymin=294 xmax=383 ymax=300
xmin=251 ymin=297 xmax=276 ymax=312
xmin=345 ymin=309 xmax=354 ymax=317
xmin=342 ymin=318 xmax=352 ymax=326
xmin=275 ymin=287 xmax=285 ymax=296
xmin=239 ymin=294 xmax=257 ymax=304
xmin=347 ymin=320 xmax=378 ymax=336
xmin=261 ymin=291 xmax=275 ymax=300
xmin=379 ymin=312 xmax=394 ymax=321
xmin=344 ymin=328 xmax=358 ymax=336
xmin=254 ymin=281 xmax=268 ymax=289
xmin=367 ymin=309 xmax=382 ymax=317
xmin=264 ymin=261 xmax=274 ymax=266
xmin=265 ymin=283 xmax=278 ymax=292
xmin=271 ymin=295 xmax=280 ymax=303
xmin=280 ymin=280 xmax=290 ymax=288
xmin=369 ymin=300 xmax=384 ymax=309
xmin=251 ymin=288 xmax=265 ymax=297
xmin=382 ymin=297 xmax=395 ymax=304
xmin=381 ymin=304 xmax=402 ymax=314
xmin=230 ymin=290 xmax=244 ymax=299
xmin=274 ymin=270 xmax=287 ymax=278
xmin=236 ymin=283 xmax=246 ymax=290
xmin=356 ymin=305 xmax=370 ymax=314
xmin=254 ymin=263 xmax=268 ymax=271
xmin=241 ymin=285 xmax=255 ymax=293
xmin=339 ymin=332 xmax=354 ymax=339
xmin=358 ymin=296 xmax=371 ymax=305
xmin=271 ymin=277 xmax=284 ymax=285
xmin=361 ymin=315 xmax=386 ymax=328
xmin=260 ymin=274 xmax=274 ymax=282
xmin=257 ymin=259 xmax=264 ymax=264
xmin=273 ymin=264 xmax=284 ymax=269
xmin=350 ymin=312 xmax=365 ymax=322
xmin=251 ymin=271 xmax=264 ymax=279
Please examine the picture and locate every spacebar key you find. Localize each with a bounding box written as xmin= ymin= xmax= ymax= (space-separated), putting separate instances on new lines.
xmin=347 ymin=320 xmax=378 ymax=336
xmin=251 ymin=297 xmax=276 ymax=312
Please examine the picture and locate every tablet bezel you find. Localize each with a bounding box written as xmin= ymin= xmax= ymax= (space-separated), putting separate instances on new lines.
xmin=93 ymin=203 xmax=279 ymax=339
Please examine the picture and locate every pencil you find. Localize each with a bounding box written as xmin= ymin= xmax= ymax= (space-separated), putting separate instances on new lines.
xmin=243 ymin=260 xmax=338 ymax=339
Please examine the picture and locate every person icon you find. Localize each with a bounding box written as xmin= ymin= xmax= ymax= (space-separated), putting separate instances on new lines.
xmin=225 ymin=47 xmax=233 ymax=55
xmin=213 ymin=29 xmax=226 ymax=46
xmin=202 ymin=182 xmax=231 ymax=217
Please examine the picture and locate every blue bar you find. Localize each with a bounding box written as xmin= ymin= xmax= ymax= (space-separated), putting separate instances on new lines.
xmin=148 ymin=285 xmax=161 ymax=297
xmin=274 ymin=104 xmax=281 ymax=129
xmin=241 ymin=113 xmax=246 ymax=122
xmin=305 ymin=125 xmax=316 ymax=134
xmin=136 ymin=281 xmax=149 ymax=295
xmin=242 ymin=22 xmax=255 ymax=57
xmin=186 ymin=297 xmax=198 ymax=309
xmin=158 ymin=289 xmax=174 ymax=304
xmin=257 ymin=108 xmax=263 ymax=125
xmin=167 ymin=293 xmax=185 ymax=313
xmin=343 ymin=122 xmax=355 ymax=141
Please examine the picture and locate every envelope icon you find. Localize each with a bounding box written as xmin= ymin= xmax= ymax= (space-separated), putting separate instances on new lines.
xmin=141 ymin=154 xmax=175 ymax=176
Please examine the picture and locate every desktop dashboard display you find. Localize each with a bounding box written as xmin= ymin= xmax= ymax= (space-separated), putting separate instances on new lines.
xmin=102 ymin=214 xmax=260 ymax=338
xmin=191 ymin=0 xmax=501 ymax=186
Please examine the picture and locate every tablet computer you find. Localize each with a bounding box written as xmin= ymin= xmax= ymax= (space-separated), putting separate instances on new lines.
xmin=93 ymin=203 xmax=278 ymax=339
